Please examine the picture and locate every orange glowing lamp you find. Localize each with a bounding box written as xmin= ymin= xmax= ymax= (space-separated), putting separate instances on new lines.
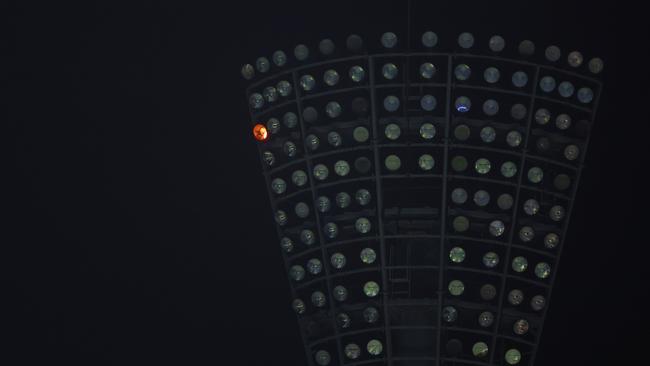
xmin=252 ymin=124 xmax=269 ymax=142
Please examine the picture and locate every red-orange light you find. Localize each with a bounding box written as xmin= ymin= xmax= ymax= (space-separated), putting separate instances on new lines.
xmin=253 ymin=124 xmax=269 ymax=142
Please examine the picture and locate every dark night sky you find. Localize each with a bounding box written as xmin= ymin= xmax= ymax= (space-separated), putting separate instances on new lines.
xmin=5 ymin=1 xmax=649 ymax=365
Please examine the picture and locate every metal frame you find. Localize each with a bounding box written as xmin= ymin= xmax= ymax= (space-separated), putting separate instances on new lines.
xmin=246 ymin=49 xmax=602 ymax=366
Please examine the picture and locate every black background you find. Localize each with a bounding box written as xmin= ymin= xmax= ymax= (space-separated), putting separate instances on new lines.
xmin=5 ymin=0 xmax=649 ymax=365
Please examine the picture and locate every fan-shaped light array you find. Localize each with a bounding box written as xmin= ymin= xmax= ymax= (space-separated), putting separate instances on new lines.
xmin=243 ymin=32 xmax=601 ymax=366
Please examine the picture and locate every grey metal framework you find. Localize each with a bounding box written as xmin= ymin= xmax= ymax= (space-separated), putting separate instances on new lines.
xmin=242 ymin=34 xmax=602 ymax=366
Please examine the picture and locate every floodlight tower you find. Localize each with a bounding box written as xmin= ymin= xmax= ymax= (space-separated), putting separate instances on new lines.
xmin=241 ymin=30 xmax=603 ymax=366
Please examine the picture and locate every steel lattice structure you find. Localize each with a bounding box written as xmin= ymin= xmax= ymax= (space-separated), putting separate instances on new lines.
xmin=241 ymin=32 xmax=603 ymax=366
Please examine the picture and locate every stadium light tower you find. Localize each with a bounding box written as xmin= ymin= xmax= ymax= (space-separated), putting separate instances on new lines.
xmin=241 ymin=29 xmax=603 ymax=366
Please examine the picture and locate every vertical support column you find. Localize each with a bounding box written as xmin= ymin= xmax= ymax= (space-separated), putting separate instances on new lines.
xmin=368 ymin=55 xmax=394 ymax=366
xmin=435 ymin=54 xmax=453 ymax=366
xmin=488 ymin=66 xmax=540 ymax=365
xmin=291 ymin=71 xmax=345 ymax=366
